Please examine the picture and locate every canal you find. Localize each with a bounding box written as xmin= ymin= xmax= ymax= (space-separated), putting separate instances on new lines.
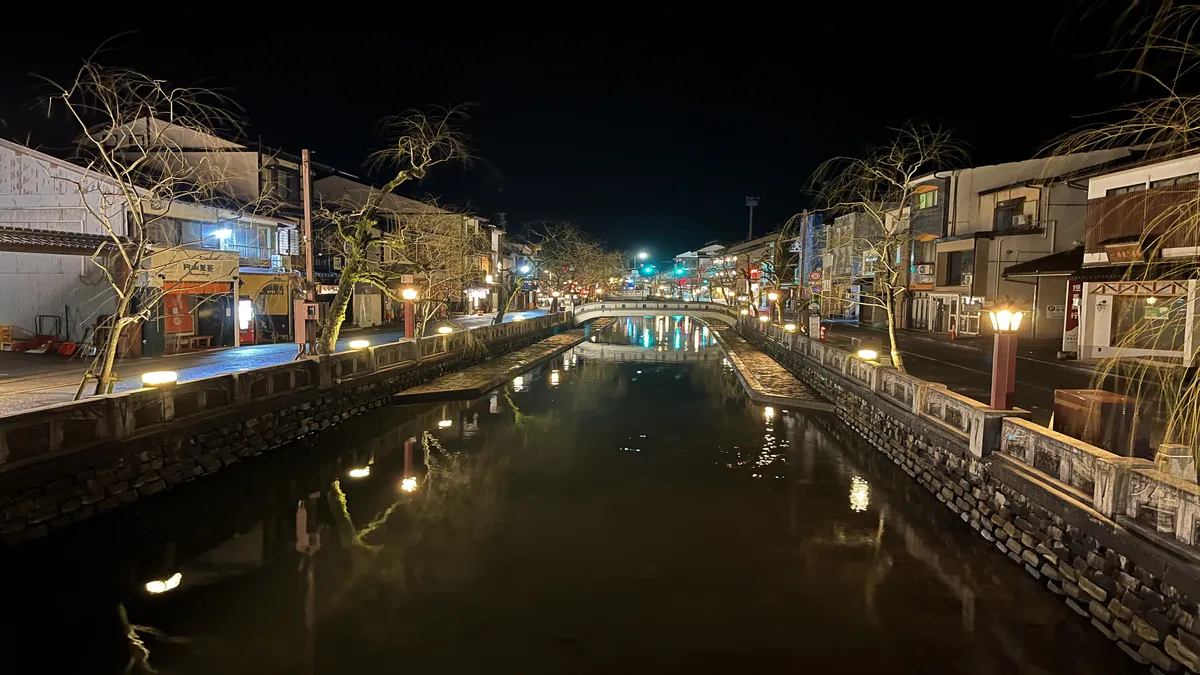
xmin=1 ymin=317 xmax=1127 ymax=674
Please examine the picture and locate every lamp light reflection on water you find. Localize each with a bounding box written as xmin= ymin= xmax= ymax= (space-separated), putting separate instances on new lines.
xmin=763 ymin=406 xmax=775 ymax=423
xmin=512 ymin=376 xmax=524 ymax=391
xmin=550 ymin=370 xmax=561 ymax=386
xmin=438 ymin=419 xmax=453 ymax=428
xmin=145 ymin=572 xmax=182 ymax=594
xmin=850 ymin=476 xmax=870 ymax=512
xmin=347 ymin=466 xmax=371 ymax=478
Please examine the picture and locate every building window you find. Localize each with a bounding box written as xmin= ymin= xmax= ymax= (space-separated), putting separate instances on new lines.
xmin=916 ymin=189 xmax=939 ymax=210
xmin=1106 ymin=183 xmax=1147 ymax=196
xmin=265 ymin=166 xmax=300 ymax=203
xmin=994 ymin=197 xmax=1029 ymax=232
xmin=1110 ymin=295 xmax=1186 ymax=351
xmin=1150 ymin=173 xmax=1199 ymax=189
xmin=946 ymin=250 xmax=974 ymax=286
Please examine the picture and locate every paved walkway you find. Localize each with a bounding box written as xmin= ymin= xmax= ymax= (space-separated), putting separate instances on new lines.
xmin=394 ymin=319 xmax=614 ymax=403
xmin=709 ymin=326 xmax=832 ymax=411
xmin=0 ymin=310 xmax=547 ymax=417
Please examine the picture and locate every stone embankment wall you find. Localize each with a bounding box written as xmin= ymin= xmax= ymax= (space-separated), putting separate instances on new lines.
xmin=740 ymin=320 xmax=1200 ymax=673
xmin=0 ymin=315 xmax=571 ymax=545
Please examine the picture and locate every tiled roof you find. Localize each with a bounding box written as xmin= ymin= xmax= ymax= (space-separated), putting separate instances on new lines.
xmin=0 ymin=227 xmax=127 ymax=255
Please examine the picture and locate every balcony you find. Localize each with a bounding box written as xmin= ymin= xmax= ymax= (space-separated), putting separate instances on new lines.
xmin=1085 ymin=186 xmax=1200 ymax=255
xmin=216 ymin=243 xmax=291 ymax=270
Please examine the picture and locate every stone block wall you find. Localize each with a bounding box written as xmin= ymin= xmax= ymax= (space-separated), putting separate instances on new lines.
xmin=739 ymin=323 xmax=1200 ymax=673
xmin=0 ymin=315 xmax=571 ymax=546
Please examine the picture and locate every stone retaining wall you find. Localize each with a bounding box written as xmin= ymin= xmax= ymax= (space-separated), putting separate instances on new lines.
xmin=0 ymin=314 xmax=571 ymax=546
xmin=740 ymin=321 xmax=1200 ymax=673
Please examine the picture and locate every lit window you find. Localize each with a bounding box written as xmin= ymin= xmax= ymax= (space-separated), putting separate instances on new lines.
xmin=916 ymin=189 xmax=939 ymax=209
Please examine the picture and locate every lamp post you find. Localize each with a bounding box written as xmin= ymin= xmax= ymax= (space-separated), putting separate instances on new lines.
xmin=767 ymin=291 xmax=779 ymax=322
xmin=401 ymin=288 xmax=418 ymax=338
xmin=987 ymin=302 xmax=1024 ymax=410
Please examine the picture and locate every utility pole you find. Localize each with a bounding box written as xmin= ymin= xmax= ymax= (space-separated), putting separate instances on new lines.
xmin=798 ymin=210 xmax=809 ymax=324
xmin=300 ymin=149 xmax=317 ymax=355
xmin=746 ymin=196 xmax=759 ymax=241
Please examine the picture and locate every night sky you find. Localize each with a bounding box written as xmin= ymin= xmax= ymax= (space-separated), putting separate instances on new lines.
xmin=0 ymin=3 xmax=1136 ymax=258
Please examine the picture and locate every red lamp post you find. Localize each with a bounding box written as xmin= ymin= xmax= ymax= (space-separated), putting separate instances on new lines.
xmin=401 ymin=287 xmax=418 ymax=338
xmin=988 ymin=302 xmax=1025 ymax=410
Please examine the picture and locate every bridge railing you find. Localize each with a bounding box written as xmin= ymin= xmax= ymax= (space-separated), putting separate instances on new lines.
xmin=572 ymin=300 xmax=739 ymax=323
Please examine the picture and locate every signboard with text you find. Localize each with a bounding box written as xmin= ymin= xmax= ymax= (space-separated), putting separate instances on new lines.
xmin=1062 ymin=280 xmax=1083 ymax=352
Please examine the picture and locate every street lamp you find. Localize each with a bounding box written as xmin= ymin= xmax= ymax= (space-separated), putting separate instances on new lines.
xmin=987 ymin=301 xmax=1024 ymax=410
xmin=401 ymin=288 xmax=419 ymax=338
xmin=348 ymin=339 xmax=370 ymax=350
xmin=637 ymin=251 xmax=649 ymax=260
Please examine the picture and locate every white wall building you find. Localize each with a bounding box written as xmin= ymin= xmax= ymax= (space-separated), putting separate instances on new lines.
xmin=0 ymin=138 xmax=127 ymax=343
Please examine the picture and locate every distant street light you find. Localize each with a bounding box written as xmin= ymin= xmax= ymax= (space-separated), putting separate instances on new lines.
xmin=638 ymin=251 xmax=649 ymax=260
xmin=519 ymin=265 xmax=531 ymax=274
xmin=348 ymin=339 xmax=370 ymax=350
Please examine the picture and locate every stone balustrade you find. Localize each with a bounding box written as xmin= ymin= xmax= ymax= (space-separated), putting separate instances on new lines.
xmin=999 ymin=417 xmax=1152 ymax=518
xmin=0 ymin=312 xmax=569 ymax=473
xmin=1126 ymin=466 xmax=1200 ymax=545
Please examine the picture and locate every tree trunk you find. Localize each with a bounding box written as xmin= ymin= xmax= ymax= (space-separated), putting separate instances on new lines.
xmin=492 ymin=282 xmax=514 ymax=325
xmin=89 ymin=297 xmax=133 ymax=396
xmin=885 ymin=293 xmax=906 ymax=373
xmin=318 ymin=269 xmax=357 ymax=354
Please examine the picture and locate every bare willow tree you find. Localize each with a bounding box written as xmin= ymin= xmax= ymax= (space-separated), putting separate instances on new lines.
xmin=396 ymin=209 xmax=489 ymax=336
xmin=315 ymin=106 xmax=470 ymax=353
xmin=533 ymin=222 xmax=624 ymax=310
xmin=491 ymin=259 xmax=533 ymax=325
xmin=42 ymin=59 xmax=256 ymax=396
xmin=809 ymin=124 xmax=965 ymax=371
xmin=1050 ymin=3 xmax=1200 ymax=464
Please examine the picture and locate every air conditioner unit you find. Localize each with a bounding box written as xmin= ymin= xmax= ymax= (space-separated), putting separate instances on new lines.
xmin=915 ymin=264 xmax=934 ymax=275
xmin=961 ymin=273 xmax=974 ymax=287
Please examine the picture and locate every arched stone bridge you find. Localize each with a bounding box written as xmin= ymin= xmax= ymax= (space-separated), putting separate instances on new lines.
xmin=572 ymin=300 xmax=739 ymax=326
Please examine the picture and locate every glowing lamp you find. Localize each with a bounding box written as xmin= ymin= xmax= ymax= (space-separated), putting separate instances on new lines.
xmin=758 ymin=315 xmax=770 ymax=323
xmin=400 ymin=476 xmax=419 ymax=493
xmin=141 ymin=371 xmax=178 ymax=387
xmin=438 ymin=326 xmax=453 ymax=334
xmin=740 ymin=309 xmax=750 ymax=315
xmin=987 ymin=302 xmax=1024 ymax=334
xmin=856 ymin=349 xmax=879 ymax=360
xmin=438 ymin=419 xmax=453 ymax=428
xmin=519 ymin=265 xmax=531 ymax=274
xmin=347 ymin=466 xmax=371 ymax=478
xmin=784 ymin=323 xmax=797 ymax=332
xmin=348 ymin=339 xmax=370 ymax=350
xmin=551 ymin=291 xmax=561 ymax=298
xmin=401 ymin=288 xmax=418 ymax=301
xmin=767 ymin=292 xmax=779 ymax=301
xmin=145 ymin=572 xmax=182 ymax=594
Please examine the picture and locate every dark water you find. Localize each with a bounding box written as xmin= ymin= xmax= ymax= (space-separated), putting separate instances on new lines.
xmin=1 ymin=317 xmax=1127 ymax=674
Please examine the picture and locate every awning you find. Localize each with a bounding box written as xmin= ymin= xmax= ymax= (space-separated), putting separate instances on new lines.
xmin=0 ymin=227 xmax=127 ymax=255
xmin=1069 ymin=261 xmax=1200 ymax=283
xmin=1003 ymin=246 xmax=1083 ymax=279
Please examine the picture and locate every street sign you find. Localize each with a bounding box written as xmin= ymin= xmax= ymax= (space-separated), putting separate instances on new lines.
xmin=810 ymin=285 xmax=820 ymax=294
xmin=789 ymin=238 xmax=803 ymax=253
xmin=808 ymin=270 xmax=822 ymax=282
xmin=809 ymin=302 xmax=820 ymax=311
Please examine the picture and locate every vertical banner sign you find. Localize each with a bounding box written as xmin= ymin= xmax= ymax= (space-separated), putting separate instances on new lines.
xmin=1062 ymin=280 xmax=1083 ymax=352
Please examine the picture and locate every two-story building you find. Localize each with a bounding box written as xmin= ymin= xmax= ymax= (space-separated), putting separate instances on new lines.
xmin=1073 ymin=152 xmax=1200 ymax=364
xmin=121 ymin=117 xmax=306 ymax=352
xmin=821 ymin=212 xmax=884 ymax=322
xmin=910 ymin=148 xmax=1137 ymax=338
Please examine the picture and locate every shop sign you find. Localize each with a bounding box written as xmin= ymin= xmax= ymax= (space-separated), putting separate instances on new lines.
xmin=149 ymin=249 xmax=238 ymax=284
xmin=1062 ymin=280 xmax=1083 ymax=352
xmin=316 ymin=285 xmax=339 ymax=295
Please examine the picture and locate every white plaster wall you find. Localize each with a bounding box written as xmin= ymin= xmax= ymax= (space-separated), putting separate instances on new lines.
xmin=0 ymin=139 xmax=125 ymax=338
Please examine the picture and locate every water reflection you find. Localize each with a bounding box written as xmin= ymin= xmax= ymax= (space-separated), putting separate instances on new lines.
xmin=0 ymin=321 xmax=1130 ymax=675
